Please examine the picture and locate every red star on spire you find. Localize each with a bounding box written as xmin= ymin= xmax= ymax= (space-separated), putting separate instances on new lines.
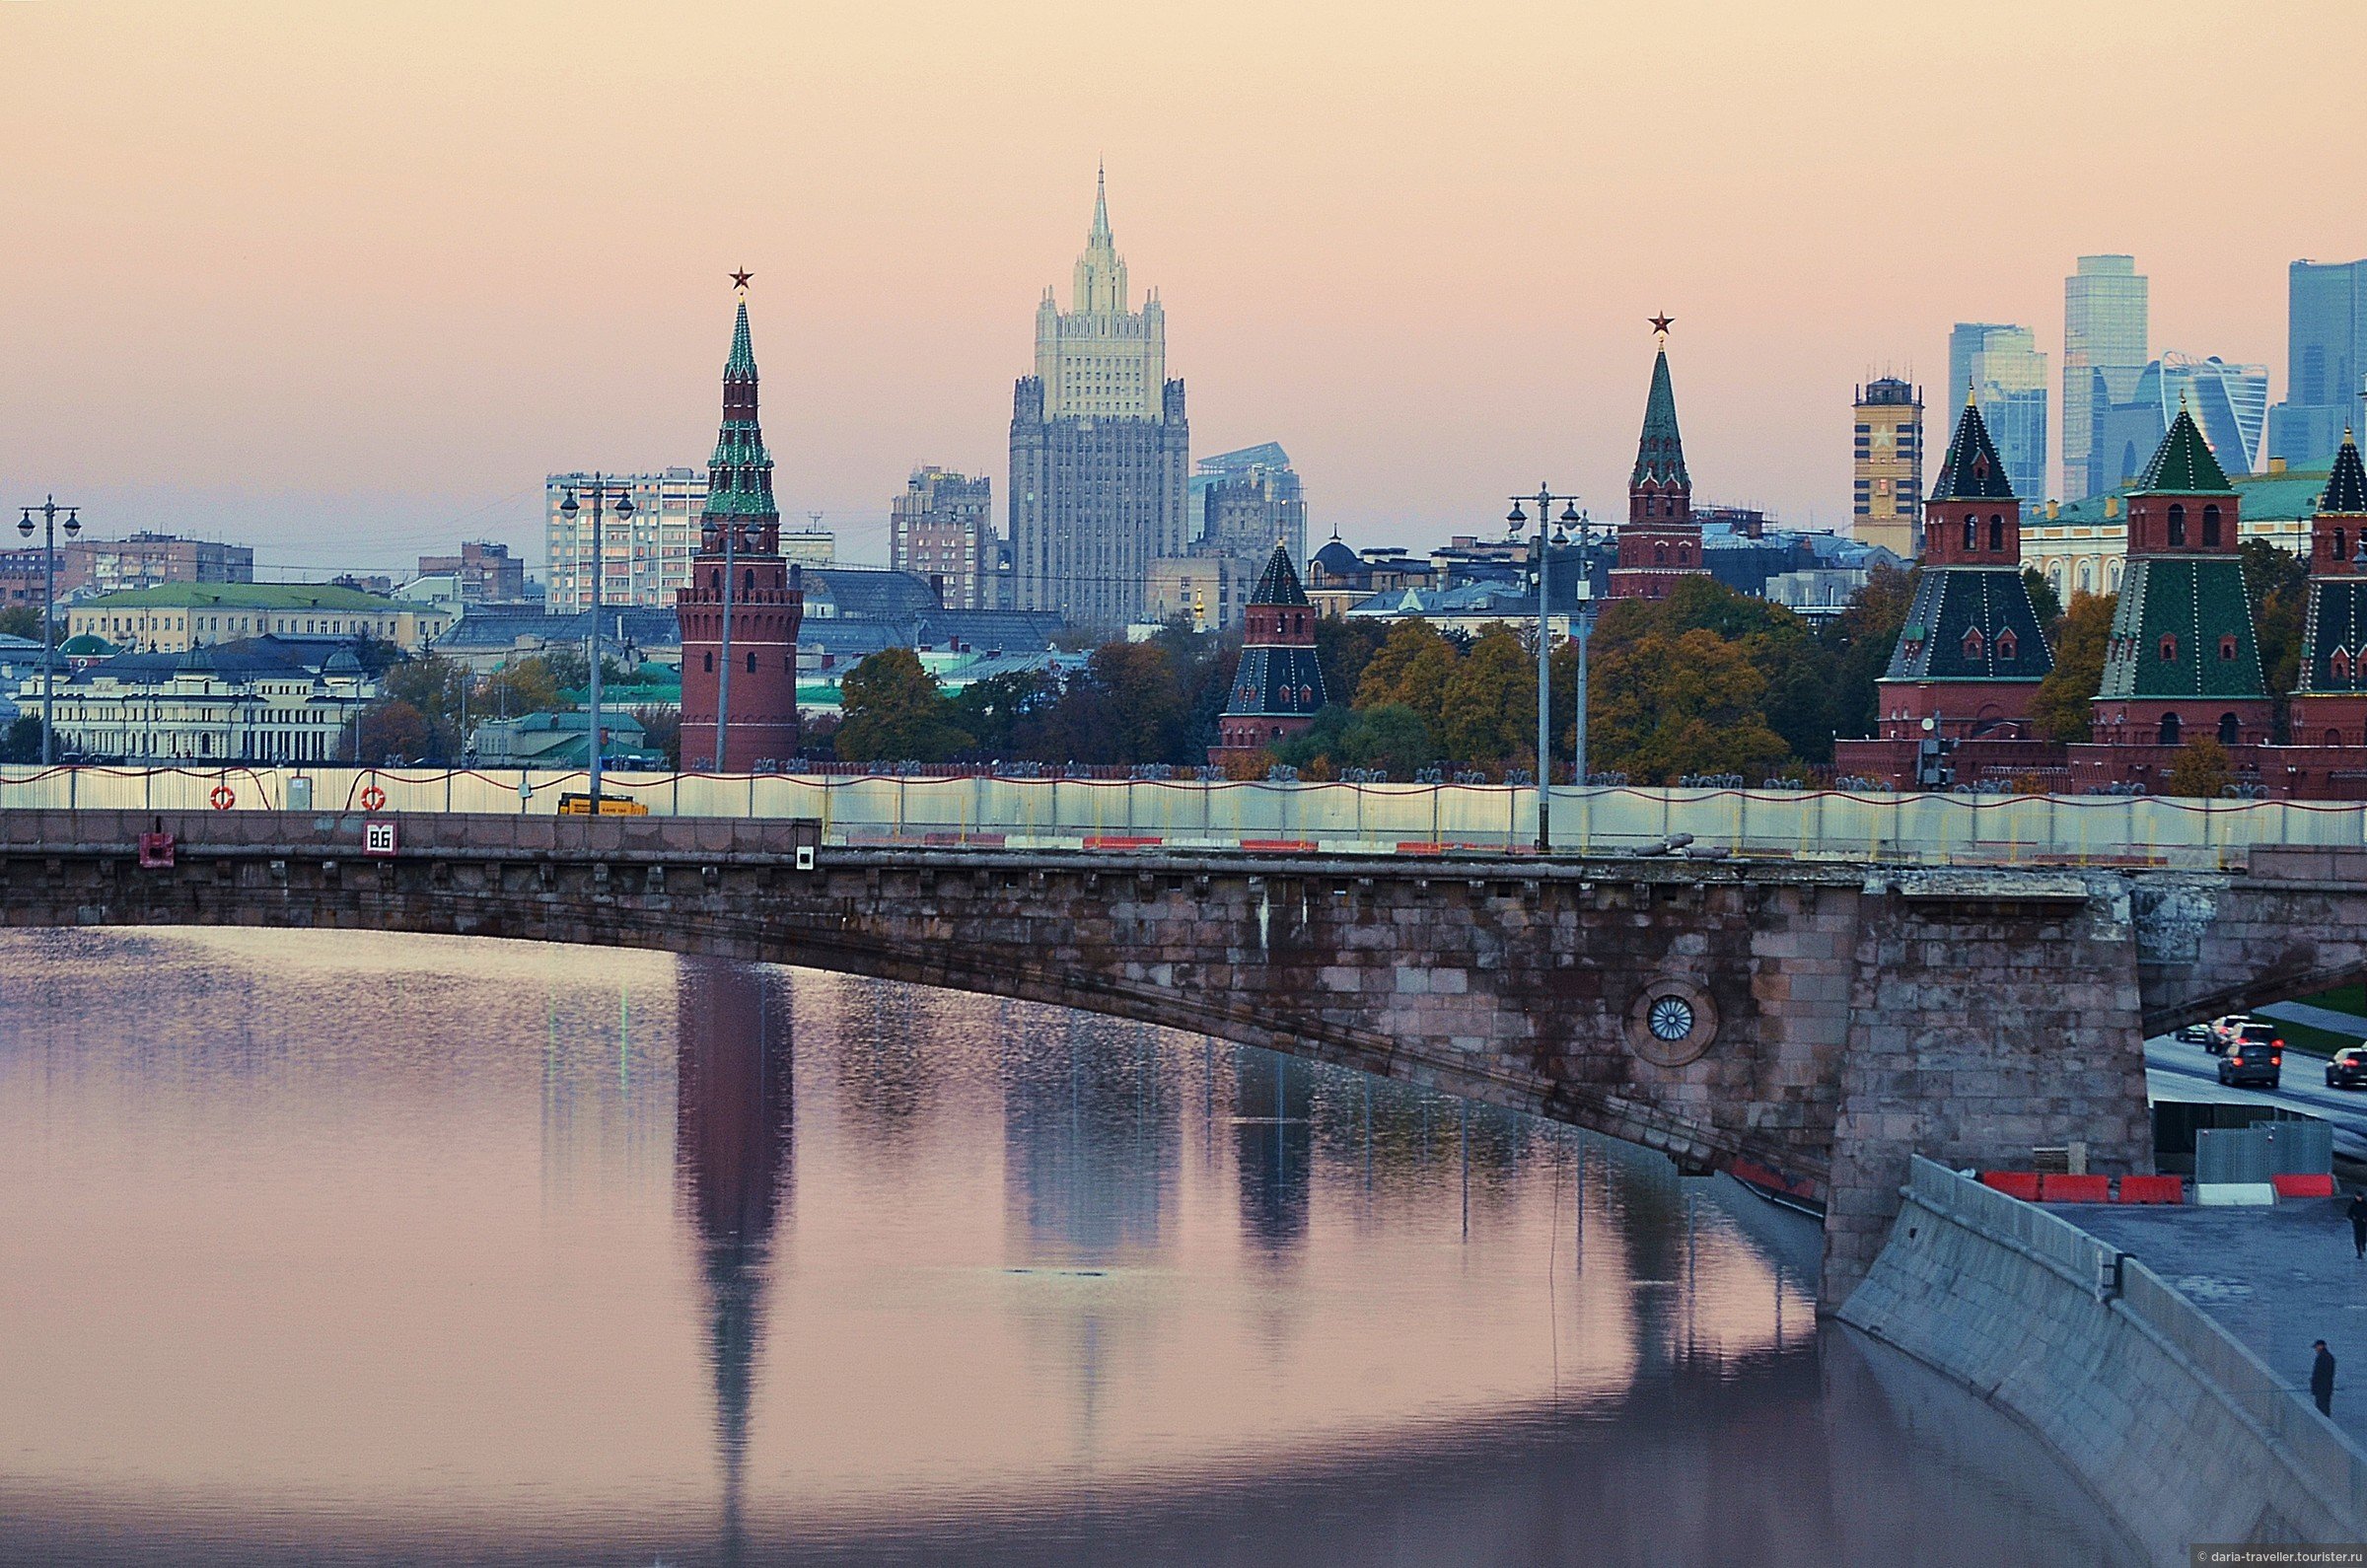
xmin=1649 ymin=313 xmax=1675 ymax=335
xmin=730 ymin=268 xmax=754 ymax=291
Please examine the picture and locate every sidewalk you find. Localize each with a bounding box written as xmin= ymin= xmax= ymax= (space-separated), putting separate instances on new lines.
xmin=2070 ymin=1199 xmax=2367 ymax=1451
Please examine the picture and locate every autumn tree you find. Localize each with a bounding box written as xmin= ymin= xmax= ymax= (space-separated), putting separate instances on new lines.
xmin=834 ymin=648 xmax=972 ymax=763
xmin=1821 ymin=562 xmax=1915 ymax=741
xmin=2030 ymin=591 xmax=2116 ymax=744
xmin=1588 ymin=626 xmax=1790 ymax=782
xmin=2240 ymin=537 xmax=2308 ymax=738
xmin=2164 ymin=737 xmax=2235 ymax=799
xmin=1314 ymin=617 xmax=1388 ymax=713
xmin=1439 ymin=623 xmax=1537 ymax=765
xmin=1354 ymin=618 xmax=1457 ymax=735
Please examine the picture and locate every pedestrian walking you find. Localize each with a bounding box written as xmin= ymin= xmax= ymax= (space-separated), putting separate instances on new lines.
xmin=2313 ymin=1340 xmax=2337 ymax=1418
xmin=2347 ymin=1192 xmax=2366 ymax=1259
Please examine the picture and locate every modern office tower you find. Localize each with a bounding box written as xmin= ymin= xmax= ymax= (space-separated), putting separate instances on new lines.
xmin=1009 ymin=169 xmax=1190 ymax=630
xmin=890 ymin=467 xmax=994 ymax=609
xmin=2268 ymin=258 xmax=2367 ymax=467
xmin=1188 ymin=443 xmax=1307 ymax=566
xmin=1949 ymin=323 xmax=2050 ymax=506
xmin=2063 ymin=256 xmax=2150 ymax=499
xmin=1852 ymin=378 xmax=1924 ymax=558
xmin=2089 ymin=354 xmax=2271 ymax=493
xmin=676 ymin=290 xmax=802 ymax=771
xmin=545 ymin=466 xmax=708 ymax=613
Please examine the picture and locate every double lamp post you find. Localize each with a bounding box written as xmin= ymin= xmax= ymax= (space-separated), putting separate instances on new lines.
xmin=1505 ymin=485 xmax=1599 ymax=855
xmin=557 ymin=477 xmax=634 ymax=803
xmin=16 ymin=496 xmax=82 ymax=765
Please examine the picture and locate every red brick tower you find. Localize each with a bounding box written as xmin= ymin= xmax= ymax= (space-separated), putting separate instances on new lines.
xmin=679 ymin=278 xmax=803 ymax=771
xmin=1608 ymin=317 xmax=1709 ymax=602
xmin=2291 ymin=431 xmax=2367 ymax=748
xmin=1210 ymin=542 xmax=1327 ymax=760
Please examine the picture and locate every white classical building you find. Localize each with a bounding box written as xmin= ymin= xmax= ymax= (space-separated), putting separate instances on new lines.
xmin=1009 ymin=168 xmax=1190 ymax=629
xmin=24 ymin=637 xmax=376 ymax=763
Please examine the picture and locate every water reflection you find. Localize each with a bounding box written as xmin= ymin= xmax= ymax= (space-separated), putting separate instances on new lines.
xmin=676 ymin=959 xmax=795 ymax=1565
xmin=0 ymin=929 xmax=2137 ymax=1566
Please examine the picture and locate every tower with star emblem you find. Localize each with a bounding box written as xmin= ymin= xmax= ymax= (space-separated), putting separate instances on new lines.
xmin=1607 ymin=320 xmax=1711 ymax=601
xmin=677 ymin=279 xmax=804 ymax=771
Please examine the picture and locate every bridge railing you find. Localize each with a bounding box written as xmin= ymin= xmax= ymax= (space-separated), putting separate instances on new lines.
xmin=2 ymin=764 xmax=2361 ymax=866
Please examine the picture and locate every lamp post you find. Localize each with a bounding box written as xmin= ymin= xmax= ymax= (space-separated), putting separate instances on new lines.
xmin=1506 ymin=485 xmax=1585 ymax=853
xmin=558 ymin=477 xmax=636 ymax=804
xmin=17 ymin=497 xmax=82 ymax=764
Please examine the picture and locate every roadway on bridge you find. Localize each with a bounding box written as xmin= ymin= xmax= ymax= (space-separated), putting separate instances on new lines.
xmin=2145 ymin=1033 xmax=2367 ymax=1161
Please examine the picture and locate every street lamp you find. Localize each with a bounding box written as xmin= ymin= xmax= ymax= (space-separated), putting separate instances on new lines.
xmin=1506 ymin=485 xmax=1590 ymax=853
xmin=17 ymin=496 xmax=82 ymax=764
xmin=558 ymin=477 xmax=636 ymax=804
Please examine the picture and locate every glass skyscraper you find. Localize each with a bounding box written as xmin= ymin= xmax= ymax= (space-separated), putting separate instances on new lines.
xmin=2063 ymin=255 xmax=2149 ymax=500
xmin=1949 ymin=323 xmax=2050 ymax=505
xmin=2090 ymin=354 xmax=2269 ymax=493
xmin=2267 ymin=258 xmax=2367 ymax=466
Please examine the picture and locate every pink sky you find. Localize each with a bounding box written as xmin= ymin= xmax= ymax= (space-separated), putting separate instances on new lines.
xmin=1 ymin=0 xmax=2359 ymax=576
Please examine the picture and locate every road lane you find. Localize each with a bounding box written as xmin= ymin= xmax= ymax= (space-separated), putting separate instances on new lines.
xmin=2144 ymin=1033 xmax=2367 ymax=1161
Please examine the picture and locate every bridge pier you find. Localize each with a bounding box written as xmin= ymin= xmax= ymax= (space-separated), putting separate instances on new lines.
xmin=0 ymin=810 xmax=2201 ymax=1308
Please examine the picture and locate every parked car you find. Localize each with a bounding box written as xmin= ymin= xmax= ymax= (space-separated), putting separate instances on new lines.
xmin=2177 ymin=1022 xmax=2215 ymax=1044
xmin=2328 ymin=1047 xmax=2367 ymax=1090
xmin=2204 ymin=1014 xmax=2255 ymax=1054
xmin=2219 ymin=1034 xmax=2284 ymax=1090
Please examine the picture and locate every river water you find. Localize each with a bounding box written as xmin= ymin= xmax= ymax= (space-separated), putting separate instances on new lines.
xmin=0 ymin=929 xmax=2132 ymax=1567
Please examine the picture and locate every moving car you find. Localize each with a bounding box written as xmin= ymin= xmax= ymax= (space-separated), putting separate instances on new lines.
xmin=2203 ymin=1014 xmax=2255 ymax=1054
xmin=2177 ymin=1022 xmax=2214 ymax=1044
xmin=2329 ymin=1047 xmax=2367 ymax=1090
xmin=2218 ymin=1033 xmax=2284 ymax=1090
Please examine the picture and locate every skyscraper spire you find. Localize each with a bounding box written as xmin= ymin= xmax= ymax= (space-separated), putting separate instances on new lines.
xmin=1071 ymin=163 xmax=1127 ymax=315
xmin=1090 ymin=159 xmax=1110 ymax=244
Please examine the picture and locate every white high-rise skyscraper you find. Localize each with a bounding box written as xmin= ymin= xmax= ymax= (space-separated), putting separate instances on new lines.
xmin=2063 ymin=256 xmax=2149 ymax=500
xmin=1010 ymin=169 xmax=1189 ymax=629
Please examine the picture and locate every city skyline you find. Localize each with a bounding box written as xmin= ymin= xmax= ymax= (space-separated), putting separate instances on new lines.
xmin=1 ymin=1 xmax=2357 ymax=578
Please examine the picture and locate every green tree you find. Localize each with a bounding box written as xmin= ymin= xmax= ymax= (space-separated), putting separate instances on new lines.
xmin=2030 ymin=591 xmax=2116 ymax=744
xmin=2164 ymin=737 xmax=2235 ymax=799
xmin=835 ymin=648 xmax=972 ymax=763
xmin=382 ymin=654 xmax=471 ymax=761
xmin=2240 ymin=537 xmax=2308 ymax=738
xmin=1314 ymin=616 xmax=1388 ymax=712
xmin=1081 ymin=641 xmax=1191 ymax=764
xmin=631 ymin=705 xmax=681 ymax=769
xmin=348 ymin=698 xmax=431 ymax=764
xmin=2022 ymin=567 xmax=2064 ymax=630
xmin=0 ymin=606 xmax=41 ymax=642
xmin=1821 ymin=562 xmax=1916 ymax=741
xmin=946 ymin=669 xmax=1057 ymax=758
xmin=1270 ymin=701 xmax=1438 ymax=780
xmin=1354 ymin=618 xmax=1457 ymax=735
xmin=0 ymin=714 xmax=40 ymax=762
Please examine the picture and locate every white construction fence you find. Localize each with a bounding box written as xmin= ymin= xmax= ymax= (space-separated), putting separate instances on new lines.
xmin=4 ymin=764 xmax=2363 ymax=869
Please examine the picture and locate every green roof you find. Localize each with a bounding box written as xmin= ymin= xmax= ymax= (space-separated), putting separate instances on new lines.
xmin=2301 ymin=578 xmax=2367 ymax=694
xmin=76 ymin=583 xmax=405 ymax=610
xmin=2323 ymin=434 xmax=2366 ymax=516
xmin=2097 ymin=557 xmax=2264 ymax=699
xmin=1883 ymin=567 xmax=2051 ymax=683
xmin=1932 ymin=398 xmax=2017 ymax=501
xmin=2135 ymin=407 xmax=2234 ymax=495
xmin=57 ymin=634 xmax=118 ymax=656
xmin=1630 ymin=347 xmax=1689 ymax=489
xmin=1248 ymin=542 xmax=1310 ymax=607
xmin=2049 ymin=457 xmax=2335 ymax=530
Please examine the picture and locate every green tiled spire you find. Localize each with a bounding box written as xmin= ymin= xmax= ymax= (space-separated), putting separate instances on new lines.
xmin=706 ymin=297 xmax=776 ymax=523
xmin=2322 ymin=430 xmax=2366 ymax=515
xmin=2095 ymin=557 xmax=2264 ymax=699
xmin=1932 ymin=396 xmax=2017 ymax=501
xmin=2135 ymin=406 xmax=2234 ymax=495
xmin=1630 ymin=348 xmax=1689 ymax=489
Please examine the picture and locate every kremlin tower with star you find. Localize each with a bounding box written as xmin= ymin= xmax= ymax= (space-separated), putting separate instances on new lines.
xmin=677 ymin=272 xmax=804 ymax=771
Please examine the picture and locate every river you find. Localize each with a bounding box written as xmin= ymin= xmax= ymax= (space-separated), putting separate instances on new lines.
xmin=0 ymin=928 xmax=2132 ymax=1566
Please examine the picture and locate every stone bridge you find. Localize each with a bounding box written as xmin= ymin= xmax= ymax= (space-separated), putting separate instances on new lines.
xmin=4 ymin=809 xmax=2359 ymax=1304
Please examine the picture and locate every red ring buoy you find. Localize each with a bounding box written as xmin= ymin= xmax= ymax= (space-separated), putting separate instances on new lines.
xmin=360 ymin=785 xmax=387 ymax=812
xmin=209 ymin=783 xmax=235 ymax=811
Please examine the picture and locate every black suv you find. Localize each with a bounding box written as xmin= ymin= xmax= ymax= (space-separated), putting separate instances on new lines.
xmin=2329 ymin=1047 xmax=2367 ymax=1090
xmin=2219 ymin=1031 xmax=2284 ymax=1090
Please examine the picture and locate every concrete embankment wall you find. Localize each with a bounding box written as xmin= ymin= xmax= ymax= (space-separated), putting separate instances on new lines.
xmin=1840 ymin=1158 xmax=2367 ymax=1561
